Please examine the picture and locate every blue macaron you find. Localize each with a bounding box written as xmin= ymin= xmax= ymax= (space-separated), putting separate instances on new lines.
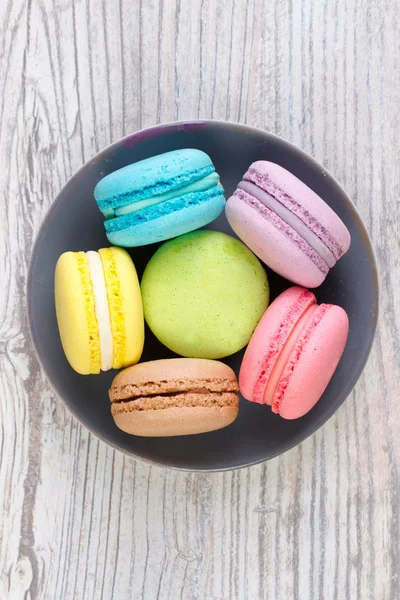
xmin=94 ymin=149 xmax=226 ymax=247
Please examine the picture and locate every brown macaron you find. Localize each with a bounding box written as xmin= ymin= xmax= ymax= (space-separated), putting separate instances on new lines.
xmin=109 ymin=358 xmax=239 ymax=437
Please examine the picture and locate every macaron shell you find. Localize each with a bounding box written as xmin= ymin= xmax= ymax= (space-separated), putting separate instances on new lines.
xmin=226 ymin=192 xmax=327 ymax=288
xmin=94 ymin=149 xmax=214 ymax=212
xmin=110 ymin=357 xmax=236 ymax=391
xmin=239 ymin=287 xmax=316 ymax=402
xmin=245 ymin=161 xmax=351 ymax=259
xmin=99 ymin=247 xmax=144 ymax=369
xmin=86 ymin=251 xmax=113 ymax=371
xmin=112 ymin=405 xmax=238 ymax=437
xmin=276 ymin=305 xmax=349 ymax=419
xmin=54 ymin=252 xmax=100 ymax=375
xmin=141 ymin=231 xmax=269 ymax=359
xmin=109 ymin=247 xmax=144 ymax=368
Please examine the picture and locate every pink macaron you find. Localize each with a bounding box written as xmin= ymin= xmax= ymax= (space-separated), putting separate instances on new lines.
xmin=226 ymin=161 xmax=351 ymax=288
xmin=239 ymin=286 xmax=349 ymax=419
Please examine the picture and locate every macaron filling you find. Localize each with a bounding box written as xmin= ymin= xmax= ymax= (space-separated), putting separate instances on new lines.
xmin=96 ymin=164 xmax=215 ymax=217
xmin=110 ymin=377 xmax=239 ymax=400
xmin=110 ymin=375 xmax=239 ymax=414
xmin=271 ymin=304 xmax=331 ymax=414
xmin=263 ymin=304 xmax=318 ymax=411
xmin=238 ymin=181 xmax=336 ymax=268
xmin=114 ymin=172 xmax=221 ymax=217
xmin=234 ymin=189 xmax=329 ymax=275
xmin=251 ymin=289 xmax=316 ymax=404
xmin=104 ymin=186 xmax=225 ymax=233
xmin=244 ymin=166 xmax=345 ymax=259
xmin=86 ymin=251 xmax=113 ymax=371
xmin=111 ymin=392 xmax=239 ymax=414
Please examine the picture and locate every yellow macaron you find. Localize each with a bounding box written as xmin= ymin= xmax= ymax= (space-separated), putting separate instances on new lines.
xmin=55 ymin=247 xmax=144 ymax=374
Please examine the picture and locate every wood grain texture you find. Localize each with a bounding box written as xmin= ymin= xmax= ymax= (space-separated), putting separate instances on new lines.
xmin=0 ymin=0 xmax=399 ymax=598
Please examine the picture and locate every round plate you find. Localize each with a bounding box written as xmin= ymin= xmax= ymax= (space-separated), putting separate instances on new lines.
xmin=27 ymin=121 xmax=378 ymax=471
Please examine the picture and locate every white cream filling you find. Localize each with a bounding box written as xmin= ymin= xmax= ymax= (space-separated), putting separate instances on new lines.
xmin=86 ymin=251 xmax=113 ymax=371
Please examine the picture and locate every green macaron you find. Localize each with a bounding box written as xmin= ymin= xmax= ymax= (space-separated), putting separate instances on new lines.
xmin=141 ymin=230 xmax=269 ymax=359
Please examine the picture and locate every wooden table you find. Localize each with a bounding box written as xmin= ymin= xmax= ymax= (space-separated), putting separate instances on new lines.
xmin=1 ymin=1 xmax=398 ymax=598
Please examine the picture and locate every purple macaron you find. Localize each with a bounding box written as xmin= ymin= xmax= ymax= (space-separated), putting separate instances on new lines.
xmin=225 ymin=161 xmax=351 ymax=288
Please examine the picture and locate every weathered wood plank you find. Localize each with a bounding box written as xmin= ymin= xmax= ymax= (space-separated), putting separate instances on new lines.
xmin=0 ymin=0 xmax=399 ymax=598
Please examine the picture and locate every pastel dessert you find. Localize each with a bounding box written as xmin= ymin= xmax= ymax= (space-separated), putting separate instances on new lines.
xmin=141 ymin=230 xmax=269 ymax=359
xmin=226 ymin=161 xmax=351 ymax=288
xmin=94 ymin=149 xmax=226 ymax=247
xmin=239 ymin=286 xmax=349 ymax=419
xmin=109 ymin=358 xmax=239 ymax=437
xmin=54 ymin=247 xmax=144 ymax=374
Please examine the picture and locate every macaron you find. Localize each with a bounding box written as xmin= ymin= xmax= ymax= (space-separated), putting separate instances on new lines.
xmin=94 ymin=149 xmax=226 ymax=247
xmin=141 ymin=230 xmax=269 ymax=359
xmin=54 ymin=247 xmax=144 ymax=374
xmin=226 ymin=161 xmax=351 ymax=288
xmin=239 ymin=286 xmax=349 ymax=419
xmin=109 ymin=358 xmax=239 ymax=437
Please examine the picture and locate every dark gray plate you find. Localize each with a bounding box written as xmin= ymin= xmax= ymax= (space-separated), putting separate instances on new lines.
xmin=27 ymin=121 xmax=378 ymax=471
